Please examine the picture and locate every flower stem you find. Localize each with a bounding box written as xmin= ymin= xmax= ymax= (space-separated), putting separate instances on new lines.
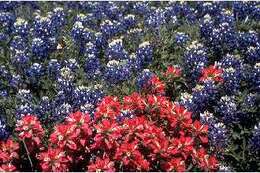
xmin=22 ymin=140 xmax=33 ymax=171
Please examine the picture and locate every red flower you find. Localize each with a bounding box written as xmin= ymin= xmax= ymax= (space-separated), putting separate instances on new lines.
xmin=123 ymin=92 xmax=145 ymax=112
xmin=0 ymin=138 xmax=19 ymax=172
xmin=93 ymin=119 xmax=123 ymax=149
xmin=15 ymin=115 xmax=44 ymax=148
xmin=169 ymin=136 xmax=194 ymax=159
xmin=192 ymin=120 xmax=208 ymax=144
xmin=164 ymin=157 xmax=186 ymax=172
xmin=65 ymin=111 xmax=93 ymax=147
xmin=114 ymin=141 xmax=149 ymax=171
xmin=171 ymin=104 xmax=192 ymax=129
xmin=164 ymin=65 xmax=182 ymax=78
xmin=95 ymin=96 xmax=121 ymax=120
xmin=87 ymin=154 xmax=115 ymax=172
xmin=37 ymin=148 xmax=70 ymax=172
xmin=148 ymin=76 xmax=165 ymax=95
xmin=199 ymin=65 xmax=223 ymax=83
xmin=192 ymin=148 xmax=219 ymax=171
xmin=0 ymin=163 xmax=16 ymax=172
xmin=49 ymin=124 xmax=78 ymax=150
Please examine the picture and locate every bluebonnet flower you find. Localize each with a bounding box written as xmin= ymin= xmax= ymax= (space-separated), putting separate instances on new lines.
xmin=84 ymin=42 xmax=98 ymax=57
xmin=0 ymin=117 xmax=9 ymax=140
xmin=222 ymin=67 xmax=241 ymax=94
xmin=238 ymin=31 xmax=259 ymax=51
xmin=217 ymin=96 xmax=238 ymax=124
xmin=200 ymin=111 xmax=229 ymax=150
xmin=144 ymin=8 xmax=166 ymax=29
xmin=71 ymin=21 xmax=85 ymax=42
xmin=11 ymin=50 xmax=30 ymax=70
xmin=0 ymin=11 xmax=15 ymax=33
xmin=120 ymin=14 xmax=137 ymax=31
xmin=219 ymin=54 xmax=244 ymax=70
xmin=0 ymin=65 xmax=11 ymax=80
xmin=15 ymin=103 xmax=34 ymax=119
xmin=180 ymin=4 xmax=197 ymax=23
xmin=94 ymin=32 xmax=107 ymax=49
xmin=63 ymin=59 xmax=79 ymax=72
xmin=56 ymin=67 xmax=75 ymax=96
xmin=251 ymin=63 xmax=260 ymax=92
xmin=48 ymin=59 xmax=61 ymax=79
xmin=0 ymin=1 xmax=17 ymax=11
xmin=242 ymin=93 xmax=257 ymax=109
xmin=190 ymin=82 xmax=219 ymax=114
xmin=0 ymin=32 xmax=9 ymax=42
xmin=53 ymin=102 xmax=72 ymax=122
xmin=175 ymin=32 xmax=189 ymax=46
xmin=245 ymin=45 xmax=260 ymax=64
xmin=10 ymin=36 xmax=28 ymax=52
xmin=217 ymin=9 xmax=235 ymax=25
xmin=200 ymin=14 xmax=214 ymax=39
xmin=117 ymin=110 xmax=134 ymax=122
xmin=219 ymin=54 xmax=244 ymax=94
xmin=26 ymin=63 xmax=45 ymax=83
xmin=100 ymin=19 xmax=118 ymax=39
xmin=132 ymin=2 xmax=151 ymax=15
xmin=183 ymin=41 xmax=208 ymax=82
xmin=49 ymin=7 xmax=66 ymax=29
xmin=103 ymin=2 xmax=122 ymax=21
xmin=233 ymin=2 xmax=260 ymax=21
xmin=134 ymin=41 xmax=153 ymax=71
xmin=80 ymin=103 xmax=95 ymax=115
xmin=35 ymin=96 xmax=52 ymax=120
xmin=196 ymin=2 xmax=222 ymax=17
xmin=103 ymin=59 xmax=132 ymax=84
xmin=31 ymin=37 xmax=50 ymax=58
xmin=135 ymin=69 xmax=154 ymax=91
xmin=17 ymin=89 xmax=33 ymax=103
xmin=105 ymin=38 xmax=129 ymax=60
xmin=179 ymin=92 xmax=195 ymax=111
xmin=33 ymin=14 xmax=54 ymax=37
xmin=72 ymin=85 xmax=104 ymax=111
xmin=53 ymin=90 xmax=67 ymax=107
xmin=0 ymin=89 xmax=8 ymax=97
xmin=13 ymin=18 xmax=30 ymax=37
xmin=84 ymin=54 xmax=102 ymax=80
xmin=75 ymin=13 xmax=97 ymax=30
xmin=9 ymin=74 xmax=21 ymax=89
xmin=218 ymin=164 xmax=233 ymax=172
xmin=249 ymin=122 xmax=260 ymax=154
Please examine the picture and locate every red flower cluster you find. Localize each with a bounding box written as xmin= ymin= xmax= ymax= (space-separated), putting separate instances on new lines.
xmin=38 ymin=112 xmax=93 ymax=171
xmin=0 ymin=138 xmax=19 ymax=171
xmin=15 ymin=115 xmax=44 ymax=152
xmin=142 ymin=76 xmax=166 ymax=95
xmin=164 ymin=65 xmax=182 ymax=78
xmin=199 ymin=65 xmax=223 ymax=83
xmin=0 ymin=72 xmax=219 ymax=172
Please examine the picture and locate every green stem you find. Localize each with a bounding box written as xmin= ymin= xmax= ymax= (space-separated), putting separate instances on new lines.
xmin=22 ymin=140 xmax=33 ymax=171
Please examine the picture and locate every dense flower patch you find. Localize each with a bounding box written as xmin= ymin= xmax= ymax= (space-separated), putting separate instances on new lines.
xmin=1 ymin=77 xmax=219 ymax=171
xmin=0 ymin=1 xmax=259 ymax=172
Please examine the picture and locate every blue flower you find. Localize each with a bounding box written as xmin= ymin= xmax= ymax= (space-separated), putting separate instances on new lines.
xmin=13 ymin=18 xmax=30 ymax=37
xmin=217 ymin=95 xmax=238 ymax=124
xmin=135 ymin=69 xmax=154 ymax=91
xmin=250 ymin=122 xmax=260 ymax=154
xmin=200 ymin=111 xmax=229 ymax=150
xmin=105 ymin=38 xmax=129 ymax=61
xmin=0 ymin=117 xmax=9 ymax=140
xmin=84 ymin=54 xmax=101 ymax=80
xmin=183 ymin=41 xmax=208 ymax=82
xmin=104 ymin=59 xmax=132 ymax=84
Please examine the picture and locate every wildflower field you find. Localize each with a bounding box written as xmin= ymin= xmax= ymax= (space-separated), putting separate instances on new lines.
xmin=0 ymin=1 xmax=259 ymax=172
